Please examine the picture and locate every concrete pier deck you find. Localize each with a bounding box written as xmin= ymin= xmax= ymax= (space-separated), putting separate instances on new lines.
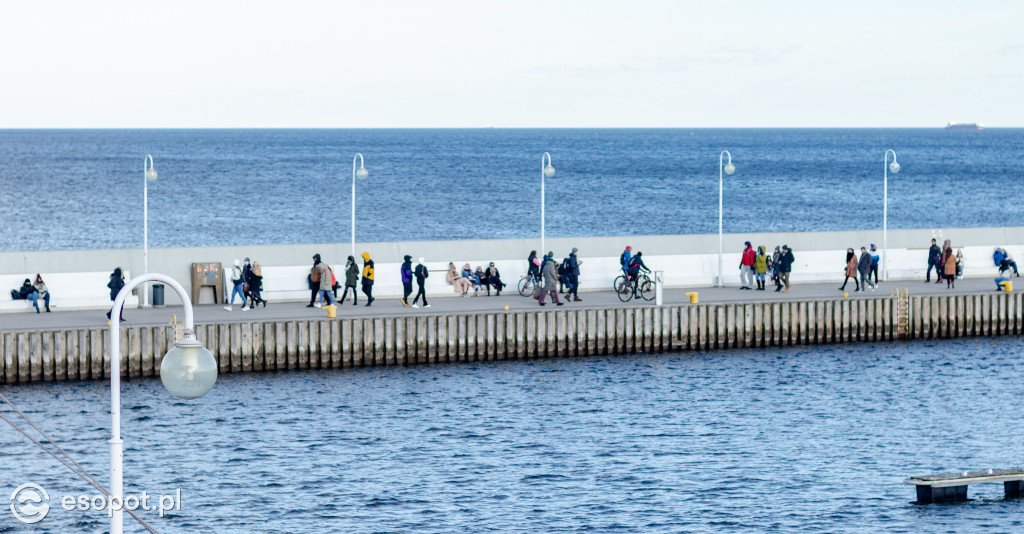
xmin=1 ymin=277 xmax=1020 ymax=385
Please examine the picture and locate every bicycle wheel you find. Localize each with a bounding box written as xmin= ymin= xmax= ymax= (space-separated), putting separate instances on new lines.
xmin=518 ymin=276 xmax=533 ymax=297
xmin=639 ymin=278 xmax=656 ymax=301
xmin=612 ymin=275 xmax=625 ymax=293
xmin=615 ymin=276 xmax=633 ymax=302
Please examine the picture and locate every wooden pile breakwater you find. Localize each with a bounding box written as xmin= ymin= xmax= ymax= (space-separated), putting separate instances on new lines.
xmin=2 ymin=292 xmax=1023 ymax=384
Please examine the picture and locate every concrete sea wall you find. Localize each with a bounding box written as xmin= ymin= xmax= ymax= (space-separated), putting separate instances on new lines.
xmin=2 ymin=292 xmax=1022 ymax=384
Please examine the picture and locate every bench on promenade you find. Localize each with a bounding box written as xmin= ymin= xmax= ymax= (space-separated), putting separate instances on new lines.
xmin=904 ymin=468 xmax=1024 ymax=502
xmin=0 ymin=271 xmax=136 ymax=313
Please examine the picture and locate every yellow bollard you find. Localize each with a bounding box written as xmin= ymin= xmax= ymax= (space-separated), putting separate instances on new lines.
xmin=325 ymin=305 xmax=338 ymax=318
xmin=999 ymin=281 xmax=1013 ymax=292
xmin=684 ymin=292 xmax=699 ymax=304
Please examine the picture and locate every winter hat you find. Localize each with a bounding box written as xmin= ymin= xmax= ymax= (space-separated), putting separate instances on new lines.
xmin=418 ymin=257 xmax=425 ymax=264
xmin=625 ymin=246 xmax=632 ymax=250
xmin=745 ymin=241 xmax=751 ymax=246
xmin=404 ymin=255 xmax=412 ymax=262
xmin=571 ymin=247 xmax=578 ymax=254
xmin=547 ymin=251 xmax=554 ymax=257
xmin=233 ymin=259 xmax=240 ymax=267
xmin=313 ymin=253 xmax=321 ymax=262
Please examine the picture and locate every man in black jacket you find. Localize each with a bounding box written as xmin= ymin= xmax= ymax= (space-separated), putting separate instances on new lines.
xmin=858 ymin=246 xmax=875 ymax=292
xmin=777 ymin=246 xmax=795 ymax=293
xmin=926 ymin=239 xmax=941 ymax=283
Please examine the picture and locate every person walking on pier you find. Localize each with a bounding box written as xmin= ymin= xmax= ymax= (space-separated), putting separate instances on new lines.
xmin=314 ymin=257 xmax=334 ymax=308
xmin=739 ymin=241 xmax=755 ymax=290
xmin=754 ymin=246 xmax=768 ymax=290
xmin=241 ymin=258 xmax=254 ymax=310
xmin=307 ymin=254 xmax=323 ymax=308
xmin=840 ymin=248 xmax=860 ymax=292
xmin=224 ymin=259 xmax=246 ymax=311
xmin=944 ymin=248 xmax=957 ymax=289
xmin=778 ymin=246 xmax=794 ymax=293
xmin=869 ymin=244 xmax=880 ymax=285
xmin=858 ymin=247 xmax=875 ymax=292
xmin=247 ymin=261 xmax=266 ymax=308
xmin=401 ymin=255 xmax=414 ymax=306
xmin=771 ymin=246 xmax=783 ymax=290
xmin=106 ymin=267 xmax=125 ymax=321
xmin=538 ymin=256 xmax=564 ymax=306
xmin=339 ymin=256 xmax=359 ymax=305
xmin=926 ymin=238 xmax=941 ymax=283
xmin=412 ymin=257 xmax=430 ymax=308
xmin=565 ymin=248 xmax=582 ymax=301
xmin=361 ymin=252 xmax=375 ymax=306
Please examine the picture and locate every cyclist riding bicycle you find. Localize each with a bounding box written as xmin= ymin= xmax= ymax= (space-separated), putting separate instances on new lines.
xmin=627 ymin=251 xmax=650 ymax=295
xmin=620 ymin=246 xmax=632 ymax=279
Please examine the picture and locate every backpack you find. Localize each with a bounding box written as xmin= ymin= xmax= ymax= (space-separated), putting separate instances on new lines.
xmin=559 ymin=257 xmax=571 ymax=276
xmin=10 ymin=289 xmax=20 ymax=300
xmin=620 ymin=252 xmax=629 ymax=266
xmin=329 ymin=267 xmax=337 ymax=288
xmin=311 ymin=265 xmax=321 ymax=283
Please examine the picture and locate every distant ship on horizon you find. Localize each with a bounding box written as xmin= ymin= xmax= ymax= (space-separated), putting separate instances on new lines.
xmin=945 ymin=121 xmax=984 ymax=130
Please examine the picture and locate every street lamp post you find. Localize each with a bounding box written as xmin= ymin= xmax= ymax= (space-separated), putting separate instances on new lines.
xmin=883 ymin=149 xmax=900 ymax=282
xmin=142 ymin=155 xmax=157 ymax=307
xmin=351 ymin=153 xmax=368 ymax=258
xmin=717 ymin=150 xmax=735 ymax=287
xmin=109 ymin=273 xmax=217 ymax=534
xmin=540 ymin=152 xmax=555 ymax=254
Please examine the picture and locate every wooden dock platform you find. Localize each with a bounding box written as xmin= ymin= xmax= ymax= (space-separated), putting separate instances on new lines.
xmin=904 ymin=468 xmax=1024 ymax=502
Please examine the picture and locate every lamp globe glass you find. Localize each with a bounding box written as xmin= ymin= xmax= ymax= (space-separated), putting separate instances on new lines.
xmin=723 ymin=162 xmax=735 ymax=175
xmin=543 ymin=165 xmax=555 ymax=178
xmin=145 ymin=169 xmax=158 ymax=182
xmin=889 ymin=161 xmax=901 ymax=174
xmin=160 ymin=340 xmax=218 ymax=400
xmin=355 ymin=166 xmax=369 ymax=180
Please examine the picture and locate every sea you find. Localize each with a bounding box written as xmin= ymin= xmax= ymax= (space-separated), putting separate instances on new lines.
xmin=0 ymin=128 xmax=1021 ymax=251
xmin=2 ymin=337 xmax=1023 ymax=533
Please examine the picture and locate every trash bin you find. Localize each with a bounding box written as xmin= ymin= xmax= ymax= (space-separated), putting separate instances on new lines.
xmin=152 ymin=284 xmax=165 ymax=307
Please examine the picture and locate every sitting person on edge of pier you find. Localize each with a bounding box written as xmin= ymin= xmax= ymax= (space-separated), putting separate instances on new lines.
xmin=447 ymin=263 xmax=471 ymax=296
xmin=33 ymin=274 xmax=51 ymax=312
xmin=476 ymin=266 xmax=489 ymax=294
xmin=995 ymin=248 xmax=1019 ymax=277
xmin=14 ymin=278 xmax=41 ymax=313
xmin=462 ymin=263 xmax=481 ymax=293
xmin=485 ymin=262 xmax=505 ymax=296
xmin=956 ymin=250 xmax=965 ymax=279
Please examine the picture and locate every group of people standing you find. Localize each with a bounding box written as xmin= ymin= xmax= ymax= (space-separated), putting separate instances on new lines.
xmin=925 ymin=238 xmax=964 ymax=289
xmin=738 ymin=242 xmax=795 ymax=292
xmin=223 ymin=258 xmax=266 ymax=311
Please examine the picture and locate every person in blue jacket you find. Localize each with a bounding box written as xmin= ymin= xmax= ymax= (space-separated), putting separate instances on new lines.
xmin=869 ymin=244 xmax=880 ymax=285
xmin=620 ymin=246 xmax=632 ymax=278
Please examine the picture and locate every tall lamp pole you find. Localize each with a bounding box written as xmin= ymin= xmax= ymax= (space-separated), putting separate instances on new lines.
xmin=541 ymin=152 xmax=555 ymax=254
xmin=351 ymin=154 xmax=368 ymax=258
xmin=142 ymin=155 xmax=157 ymax=307
xmin=883 ymin=149 xmax=900 ymax=282
xmin=717 ymin=150 xmax=735 ymax=287
xmin=108 ymin=273 xmax=217 ymax=534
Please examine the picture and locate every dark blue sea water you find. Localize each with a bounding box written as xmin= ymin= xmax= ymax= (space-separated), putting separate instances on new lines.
xmin=2 ymin=337 xmax=1024 ymax=533
xmin=0 ymin=128 xmax=1021 ymax=251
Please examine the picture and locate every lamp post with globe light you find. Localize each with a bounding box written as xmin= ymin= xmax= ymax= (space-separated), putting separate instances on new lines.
xmin=108 ymin=273 xmax=217 ymax=534
xmin=717 ymin=150 xmax=735 ymax=287
xmin=540 ymin=152 xmax=555 ymax=254
xmin=142 ymin=155 xmax=158 ymax=307
xmin=351 ymin=154 xmax=369 ymax=258
xmin=883 ymin=149 xmax=901 ymax=282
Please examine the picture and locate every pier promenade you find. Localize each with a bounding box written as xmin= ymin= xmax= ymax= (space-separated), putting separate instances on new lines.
xmin=1 ymin=278 xmax=1019 ymax=385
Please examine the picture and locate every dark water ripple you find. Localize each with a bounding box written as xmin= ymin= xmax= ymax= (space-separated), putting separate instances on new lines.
xmin=0 ymin=128 xmax=1022 ymax=251
xmin=2 ymin=338 xmax=1024 ymax=532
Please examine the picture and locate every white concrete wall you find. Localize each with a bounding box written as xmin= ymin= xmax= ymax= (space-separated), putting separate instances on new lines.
xmin=1 ymin=226 xmax=1022 ymax=307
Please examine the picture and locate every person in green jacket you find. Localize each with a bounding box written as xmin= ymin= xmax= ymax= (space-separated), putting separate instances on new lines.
xmin=339 ymin=255 xmax=360 ymax=306
xmin=753 ymin=246 xmax=769 ymax=291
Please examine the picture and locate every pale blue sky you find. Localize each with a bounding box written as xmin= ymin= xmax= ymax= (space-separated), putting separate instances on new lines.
xmin=1 ymin=0 xmax=1020 ymax=127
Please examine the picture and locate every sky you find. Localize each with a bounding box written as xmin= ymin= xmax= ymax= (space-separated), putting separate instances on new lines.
xmin=0 ymin=0 xmax=1021 ymax=128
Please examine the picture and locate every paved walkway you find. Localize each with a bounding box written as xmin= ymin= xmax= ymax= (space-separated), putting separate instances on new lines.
xmin=0 ymin=277 xmax=1010 ymax=332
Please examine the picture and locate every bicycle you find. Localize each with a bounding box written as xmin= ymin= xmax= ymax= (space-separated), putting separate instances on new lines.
xmin=613 ymin=272 xmax=655 ymax=302
xmin=518 ymin=273 xmax=542 ymax=297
